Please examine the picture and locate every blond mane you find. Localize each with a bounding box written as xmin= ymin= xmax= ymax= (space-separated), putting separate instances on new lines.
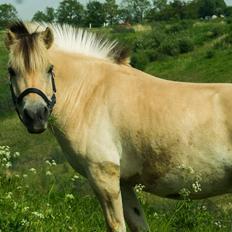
xmin=24 ymin=22 xmax=130 ymax=65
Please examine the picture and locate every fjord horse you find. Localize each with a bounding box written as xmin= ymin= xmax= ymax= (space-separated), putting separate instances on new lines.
xmin=5 ymin=21 xmax=232 ymax=231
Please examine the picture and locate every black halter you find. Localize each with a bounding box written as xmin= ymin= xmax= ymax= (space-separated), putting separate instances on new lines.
xmin=9 ymin=65 xmax=56 ymax=120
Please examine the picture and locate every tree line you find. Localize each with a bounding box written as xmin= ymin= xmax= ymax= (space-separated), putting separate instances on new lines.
xmin=0 ymin=0 xmax=231 ymax=28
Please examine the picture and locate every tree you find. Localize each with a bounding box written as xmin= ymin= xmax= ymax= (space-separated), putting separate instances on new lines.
xmin=169 ymin=0 xmax=187 ymax=19
xmin=46 ymin=7 xmax=56 ymax=22
xmin=85 ymin=1 xmax=106 ymax=27
xmin=32 ymin=7 xmax=56 ymax=23
xmin=215 ymin=0 xmax=227 ymax=15
xmin=184 ymin=0 xmax=200 ymax=19
xmin=104 ymin=0 xmax=119 ymax=25
xmin=0 ymin=4 xmax=17 ymax=28
xmin=153 ymin=0 xmax=167 ymax=12
xmin=121 ymin=0 xmax=152 ymax=23
xmin=147 ymin=0 xmax=170 ymax=21
xmin=117 ymin=8 xmax=132 ymax=23
xmin=33 ymin=11 xmax=47 ymax=22
xmin=56 ymin=0 xmax=84 ymax=25
xmin=224 ymin=6 xmax=232 ymax=16
xmin=198 ymin=0 xmax=226 ymax=17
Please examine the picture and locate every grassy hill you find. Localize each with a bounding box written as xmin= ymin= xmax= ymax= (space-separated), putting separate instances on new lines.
xmin=1 ymin=19 xmax=232 ymax=231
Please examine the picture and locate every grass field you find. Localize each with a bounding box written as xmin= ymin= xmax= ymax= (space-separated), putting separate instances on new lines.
xmin=1 ymin=20 xmax=232 ymax=231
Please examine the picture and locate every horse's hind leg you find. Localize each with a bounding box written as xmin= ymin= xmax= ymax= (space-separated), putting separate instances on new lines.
xmin=121 ymin=184 xmax=150 ymax=232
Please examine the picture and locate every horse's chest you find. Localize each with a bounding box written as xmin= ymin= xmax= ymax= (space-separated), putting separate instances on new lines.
xmin=52 ymin=128 xmax=87 ymax=177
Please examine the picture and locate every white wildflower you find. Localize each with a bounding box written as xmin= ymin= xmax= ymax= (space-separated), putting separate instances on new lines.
xmin=29 ymin=168 xmax=37 ymax=174
xmin=13 ymin=152 xmax=20 ymax=158
xmin=202 ymin=205 xmax=207 ymax=210
xmin=5 ymin=192 xmax=13 ymax=199
xmin=13 ymin=201 xmax=17 ymax=209
xmin=23 ymin=206 xmax=30 ymax=212
xmin=51 ymin=160 xmax=57 ymax=166
xmin=32 ymin=211 xmax=45 ymax=219
xmin=46 ymin=170 xmax=52 ymax=176
xmin=5 ymin=151 xmax=11 ymax=159
xmin=214 ymin=221 xmax=222 ymax=228
xmin=65 ymin=193 xmax=75 ymax=200
xmin=192 ymin=181 xmax=201 ymax=193
xmin=179 ymin=188 xmax=190 ymax=197
xmin=71 ymin=174 xmax=79 ymax=181
xmin=134 ymin=184 xmax=145 ymax=193
xmin=188 ymin=167 xmax=194 ymax=174
xmin=21 ymin=219 xmax=29 ymax=226
xmin=177 ymin=164 xmax=195 ymax=174
xmin=23 ymin=174 xmax=28 ymax=178
xmin=153 ymin=212 xmax=159 ymax=217
xmin=5 ymin=162 xmax=12 ymax=168
xmin=45 ymin=160 xmax=52 ymax=166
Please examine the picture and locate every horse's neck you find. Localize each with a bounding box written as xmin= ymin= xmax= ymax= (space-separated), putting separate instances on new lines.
xmin=50 ymin=50 xmax=105 ymax=134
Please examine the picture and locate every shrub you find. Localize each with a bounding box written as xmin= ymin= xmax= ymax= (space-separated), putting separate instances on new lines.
xmin=112 ymin=25 xmax=135 ymax=34
xmin=226 ymin=17 xmax=232 ymax=24
xmin=166 ymin=24 xmax=184 ymax=34
xmin=165 ymin=21 xmax=192 ymax=34
xmin=214 ymin=33 xmax=232 ymax=49
xmin=205 ymin=50 xmax=215 ymax=58
xmin=131 ymin=50 xmax=150 ymax=70
xmin=146 ymin=49 xmax=164 ymax=61
xmin=134 ymin=36 xmax=149 ymax=50
xmin=149 ymin=30 xmax=166 ymax=49
xmin=159 ymin=37 xmax=180 ymax=56
xmin=178 ymin=37 xmax=194 ymax=53
xmin=207 ymin=25 xmax=226 ymax=38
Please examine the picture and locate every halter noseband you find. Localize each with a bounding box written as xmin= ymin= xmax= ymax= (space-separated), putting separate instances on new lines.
xmin=9 ymin=65 xmax=56 ymax=120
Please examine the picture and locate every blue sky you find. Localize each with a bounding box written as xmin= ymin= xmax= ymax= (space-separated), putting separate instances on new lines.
xmin=0 ymin=0 xmax=232 ymax=20
xmin=0 ymin=0 xmax=91 ymax=19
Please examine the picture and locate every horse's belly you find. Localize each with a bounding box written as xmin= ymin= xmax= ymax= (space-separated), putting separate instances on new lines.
xmin=149 ymin=166 xmax=232 ymax=199
xmin=121 ymin=147 xmax=232 ymax=199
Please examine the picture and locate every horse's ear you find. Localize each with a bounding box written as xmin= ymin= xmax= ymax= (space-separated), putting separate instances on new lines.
xmin=41 ymin=27 xmax=54 ymax=49
xmin=5 ymin=30 xmax=16 ymax=49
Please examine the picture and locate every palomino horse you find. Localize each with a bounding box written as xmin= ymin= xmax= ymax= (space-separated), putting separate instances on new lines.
xmin=5 ymin=21 xmax=232 ymax=231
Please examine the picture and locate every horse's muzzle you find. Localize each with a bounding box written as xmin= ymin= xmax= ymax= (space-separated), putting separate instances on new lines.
xmin=22 ymin=104 xmax=49 ymax=134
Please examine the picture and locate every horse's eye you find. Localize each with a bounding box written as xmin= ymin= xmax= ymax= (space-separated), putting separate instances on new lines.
xmin=47 ymin=65 xmax=54 ymax=74
xmin=8 ymin=67 xmax=16 ymax=77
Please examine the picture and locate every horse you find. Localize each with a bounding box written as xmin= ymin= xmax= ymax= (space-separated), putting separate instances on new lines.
xmin=5 ymin=21 xmax=232 ymax=232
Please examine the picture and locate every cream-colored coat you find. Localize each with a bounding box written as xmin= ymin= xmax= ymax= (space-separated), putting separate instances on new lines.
xmin=6 ymin=23 xmax=232 ymax=232
xmin=50 ymin=50 xmax=232 ymax=231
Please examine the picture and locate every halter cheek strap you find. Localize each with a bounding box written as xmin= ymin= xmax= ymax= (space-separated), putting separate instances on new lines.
xmin=9 ymin=66 xmax=56 ymax=118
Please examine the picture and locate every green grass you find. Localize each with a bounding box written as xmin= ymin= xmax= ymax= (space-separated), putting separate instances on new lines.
xmin=1 ymin=20 xmax=232 ymax=231
xmin=0 ymin=145 xmax=230 ymax=231
xmin=145 ymin=49 xmax=232 ymax=83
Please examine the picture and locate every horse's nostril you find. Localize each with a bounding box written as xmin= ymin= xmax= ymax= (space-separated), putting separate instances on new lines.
xmin=23 ymin=106 xmax=49 ymax=122
xmin=44 ymin=106 xmax=48 ymax=116
xmin=38 ymin=106 xmax=49 ymax=120
xmin=23 ymin=108 xmax=34 ymax=122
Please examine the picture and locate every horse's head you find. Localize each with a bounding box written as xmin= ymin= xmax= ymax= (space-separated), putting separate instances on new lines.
xmin=5 ymin=22 xmax=56 ymax=134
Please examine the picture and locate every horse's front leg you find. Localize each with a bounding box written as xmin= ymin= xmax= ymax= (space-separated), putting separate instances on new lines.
xmin=87 ymin=161 xmax=126 ymax=232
